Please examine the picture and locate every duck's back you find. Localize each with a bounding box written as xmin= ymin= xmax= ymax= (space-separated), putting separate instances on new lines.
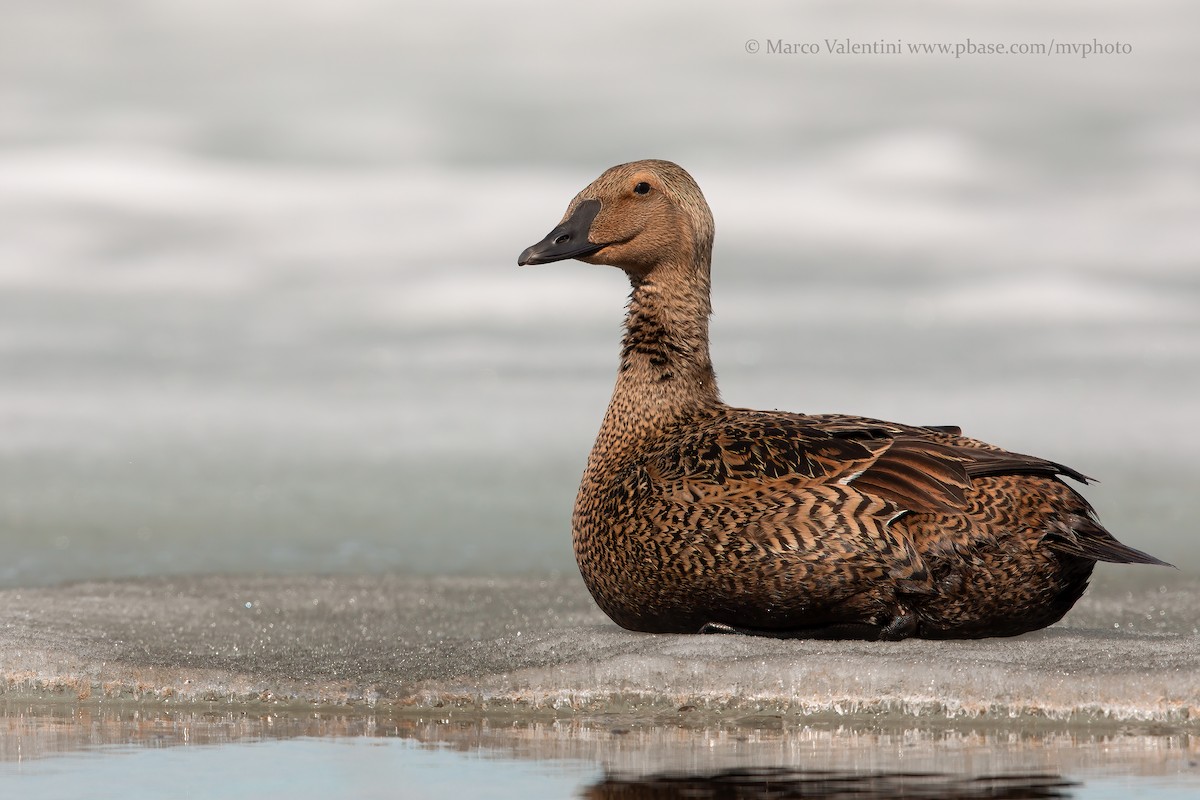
xmin=572 ymin=406 xmax=1165 ymax=640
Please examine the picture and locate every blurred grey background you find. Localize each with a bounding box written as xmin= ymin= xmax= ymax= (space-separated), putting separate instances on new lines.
xmin=1 ymin=0 xmax=1197 ymax=586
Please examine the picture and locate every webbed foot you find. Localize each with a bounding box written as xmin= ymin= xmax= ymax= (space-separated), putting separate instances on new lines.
xmin=878 ymin=613 xmax=918 ymax=641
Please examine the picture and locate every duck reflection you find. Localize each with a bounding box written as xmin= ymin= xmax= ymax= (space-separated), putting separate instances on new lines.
xmin=584 ymin=767 xmax=1076 ymax=799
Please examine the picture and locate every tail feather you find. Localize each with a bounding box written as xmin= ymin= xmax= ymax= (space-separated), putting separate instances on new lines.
xmin=1045 ymin=514 xmax=1174 ymax=567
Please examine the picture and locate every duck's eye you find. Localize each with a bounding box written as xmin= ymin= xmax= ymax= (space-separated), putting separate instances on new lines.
xmin=633 ymin=181 xmax=651 ymax=195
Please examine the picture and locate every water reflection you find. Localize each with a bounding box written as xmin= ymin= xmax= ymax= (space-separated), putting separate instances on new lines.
xmin=1 ymin=703 xmax=1196 ymax=799
xmin=586 ymin=767 xmax=1076 ymax=799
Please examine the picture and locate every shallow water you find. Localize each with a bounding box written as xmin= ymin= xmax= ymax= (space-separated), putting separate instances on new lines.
xmin=2 ymin=708 xmax=1198 ymax=799
xmin=4 ymin=737 xmax=597 ymax=800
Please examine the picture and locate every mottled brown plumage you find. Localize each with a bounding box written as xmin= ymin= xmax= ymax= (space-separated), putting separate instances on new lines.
xmin=518 ymin=159 xmax=1170 ymax=640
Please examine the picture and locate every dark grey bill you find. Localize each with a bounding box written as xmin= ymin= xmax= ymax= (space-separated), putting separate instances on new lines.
xmin=518 ymin=199 xmax=604 ymax=265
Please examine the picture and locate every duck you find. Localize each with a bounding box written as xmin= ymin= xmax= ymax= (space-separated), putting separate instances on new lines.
xmin=517 ymin=159 xmax=1171 ymax=641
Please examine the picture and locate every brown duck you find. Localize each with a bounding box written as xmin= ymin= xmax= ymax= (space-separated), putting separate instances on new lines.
xmin=518 ymin=159 xmax=1170 ymax=641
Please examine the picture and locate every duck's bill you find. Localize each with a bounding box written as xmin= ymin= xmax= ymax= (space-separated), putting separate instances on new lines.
xmin=518 ymin=199 xmax=605 ymax=265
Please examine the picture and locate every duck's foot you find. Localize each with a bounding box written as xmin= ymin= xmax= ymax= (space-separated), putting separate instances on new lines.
xmin=877 ymin=612 xmax=918 ymax=641
xmin=697 ymin=621 xmax=885 ymax=641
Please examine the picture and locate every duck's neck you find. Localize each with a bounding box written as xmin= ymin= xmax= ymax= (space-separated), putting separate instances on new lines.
xmin=593 ymin=261 xmax=721 ymax=457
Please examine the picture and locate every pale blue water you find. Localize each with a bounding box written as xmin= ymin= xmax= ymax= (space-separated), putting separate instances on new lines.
xmin=1 ymin=737 xmax=1198 ymax=799
xmin=0 ymin=740 xmax=597 ymax=800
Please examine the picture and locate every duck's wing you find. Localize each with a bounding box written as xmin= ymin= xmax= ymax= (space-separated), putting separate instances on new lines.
xmin=952 ymin=444 xmax=1093 ymax=484
xmin=806 ymin=413 xmax=1094 ymax=485
xmin=806 ymin=414 xmax=1171 ymax=567
xmin=642 ymin=412 xmax=982 ymax=596
xmin=656 ymin=411 xmax=973 ymax=515
xmin=644 ymin=410 xmax=1164 ymax=583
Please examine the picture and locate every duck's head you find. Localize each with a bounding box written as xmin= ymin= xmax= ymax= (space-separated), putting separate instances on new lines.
xmin=518 ymin=160 xmax=714 ymax=279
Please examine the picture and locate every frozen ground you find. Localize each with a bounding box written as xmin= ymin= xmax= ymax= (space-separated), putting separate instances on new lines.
xmin=1 ymin=570 xmax=1196 ymax=727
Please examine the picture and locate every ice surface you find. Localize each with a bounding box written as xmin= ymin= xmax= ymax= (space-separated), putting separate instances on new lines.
xmin=1 ymin=572 xmax=1196 ymax=728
